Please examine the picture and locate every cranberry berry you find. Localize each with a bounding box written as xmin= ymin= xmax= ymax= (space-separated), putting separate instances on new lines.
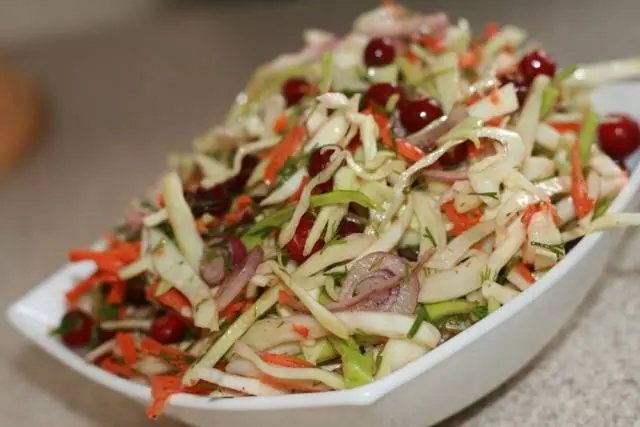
xmin=286 ymin=213 xmax=325 ymax=263
xmin=149 ymin=312 xmax=186 ymax=344
xmin=364 ymin=37 xmax=396 ymax=67
xmin=399 ymin=98 xmax=444 ymax=134
xmin=518 ymin=50 xmax=556 ymax=83
xmin=308 ymin=146 xmax=340 ymax=193
xmin=58 ymin=310 xmax=94 ymax=348
xmin=499 ymin=73 xmax=529 ymax=104
xmin=438 ymin=144 xmax=468 ymax=168
xmin=598 ymin=114 xmax=640 ymax=159
xmin=282 ymin=77 xmax=311 ymax=106
xmin=365 ymin=83 xmax=404 ymax=108
xmin=337 ymin=217 xmax=364 ymax=238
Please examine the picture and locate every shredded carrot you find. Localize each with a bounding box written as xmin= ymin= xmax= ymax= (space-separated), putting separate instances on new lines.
xmin=65 ymin=271 xmax=119 ymax=307
xmin=489 ymin=88 xmax=501 ymax=105
xmin=157 ymin=192 xmax=165 ymax=208
xmin=106 ymin=280 xmax=126 ymax=305
xmin=521 ymin=202 xmax=563 ymax=227
xmin=570 ymin=141 xmax=595 ymax=219
xmin=441 ymin=200 xmax=483 ymax=236
xmin=459 ymin=50 xmax=480 ymax=69
xmin=484 ymin=21 xmax=499 ymax=40
xmin=514 ymin=262 xmax=536 ymax=284
xmin=548 ymin=121 xmax=582 ymax=134
xmin=117 ymin=306 xmax=128 ymax=320
xmin=264 ymin=125 xmax=306 ymax=185
xmin=464 ymin=91 xmax=483 ymax=106
xmin=220 ymin=301 xmax=246 ymax=322
xmin=292 ymin=324 xmax=310 ymax=338
xmin=406 ymin=51 xmax=419 ymax=64
xmin=259 ymin=374 xmax=320 ymax=392
xmin=419 ymin=35 xmax=446 ymax=53
xmin=140 ymin=337 xmax=190 ymax=358
xmin=502 ymin=44 xmax=516 ymax=54
xmin=148 ymin=282 xmax=192 ymax=319
xmin=287 ymin=175 xmax=310 ymax=202
xmin=100 ymin=357 xmax=134 ymax=378
xmin=115 ymin=332 xmax=138 ymax=365
xmin=241 ymin=300 xmax=254 ymax=313
xmin=273 ymin=114 xmax=289 ymax=134
xmin=484 ymin=115 xmax=504 ymax=127
xmin=147 ymin=376 xmax=183 ymax=420
xmin=369 ymin=111 xmax=425 ymax=162
xmin=278 ymin=289 xmax=297 ymax=306
xmin=260 ymin=352 xmax=315 ymax=368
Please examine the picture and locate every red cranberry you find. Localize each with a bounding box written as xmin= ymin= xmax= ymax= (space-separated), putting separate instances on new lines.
xmin=598 ymin=114 xmax=640 ymax=159
xmin=337 ymin=217 xmax=364 ymax=238
xmin=282 ymin=77 xmax=311 ymax=106
xmin=438 ymin=144 xmax=468 ymax=168
xmin=399 ymin=98 xmax=444 ymax=134
xmin=285 ymin=214 xmax=325 ymax=263
xmin=308 ymin=146 xmax=339 ymax=193
xmin=125 ymin=277 xmax=149 ymax=307
xmin=518 ymin=50 xmax=556 ymax=83
xmin=365 ymin=83 xmax=404 ymax=108
xmin=186 ymin=184 xmax=232 ymax=217
xmin=499 ymin=73 xmax=529 ymax=104
xmin=58 ymin=310 xmax=94 ymax=348
xmin=149 ymin=313 xmax=186 ymax=344
xmin=363 ymin=37 xmax=396 ymax=67
xmin=227 ymin=155 xmax=259 ymax=191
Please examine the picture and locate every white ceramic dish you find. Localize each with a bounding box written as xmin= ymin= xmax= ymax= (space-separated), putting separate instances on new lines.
xmin=6 ymin=83 xmax=640 ymax=427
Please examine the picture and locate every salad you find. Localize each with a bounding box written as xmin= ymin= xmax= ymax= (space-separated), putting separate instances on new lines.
xmin=53 ymin=2 xmax=640 ymax=419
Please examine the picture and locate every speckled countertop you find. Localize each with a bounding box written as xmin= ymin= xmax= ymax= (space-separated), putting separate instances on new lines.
xmin=2 ymin=0 xmax=640 ymax=426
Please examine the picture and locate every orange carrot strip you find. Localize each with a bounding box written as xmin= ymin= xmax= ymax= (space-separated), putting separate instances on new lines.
xmin=139 ymin=337 xmax=190 ymax=358
xmin=147 ymin=376 xmax=183 ymax=420
xmin=370 ymin=112 xmax=425 ymax=162
xmin=292 ymin=324 xmax=310 ymax=338
xmin=273 ymin=114 xmax=289 ymax=134
xmin=570 ymin=142 xmax=595 ymax=219
xmin=148 ymin=282 xmax=192 ymax=318
xmin=484 ymin=115 xmax=504 ymax=126
xmin=100 ymin=357 xmax=134 ymax=378
xmin=441 ymin=200 xmax=483 ymax=236
xmin=521 ymin=203 xmax=543 ymax=228
xmin=115 ymin=332 xmax=138 ymax=365
xmin=278 ymin=290 xmax=297 ymax=306
xmin=489 ymin=88 xmax=501 ymax=105
xmin=484 ymin=21 xmax=499 ymax=39
xmin=259 ymin=352 xmax=316 ymax=368
xmin=65 ymin=277 xmax=98 ymax=307
xmin=420 ymin=35 xmax=445 ymax=53
xmin=459 ymin=51 xmax=479 ymax=69
xmin=220 ymin=301 xmax=245 ymax=322
xmin=548 ymin=121 xmax=582 ymax=134
xmin=514 ymin=262 xmax=536 ymax=284
xmin=106 ymin=281 xmax=126 ymax=305
xmin=264 ymin=125 xmax=306 ymax=185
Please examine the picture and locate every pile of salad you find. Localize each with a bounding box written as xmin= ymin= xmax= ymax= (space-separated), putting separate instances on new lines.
xmin=53 ymin=2 xmax=640 ymax=419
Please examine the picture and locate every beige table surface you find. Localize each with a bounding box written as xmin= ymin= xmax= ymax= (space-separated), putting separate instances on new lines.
xmin=2 ymin=0 xmax=640 ymax=425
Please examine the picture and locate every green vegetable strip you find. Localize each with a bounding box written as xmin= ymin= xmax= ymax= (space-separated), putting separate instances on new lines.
xmin=406 ymin=304 xmax=428 ymax=338
xmin=539 ymin=85 xmax=559 ymax=118
xmin=552 ymin=64 xmax=579 ymax=85
xmin=487 ymin=296 xmax=501 ymax=313
xmin=182 ymin=284 xmax=282 ymax=386
xmin=318 ymin=52 xmax=334 ymax=93
xmin=242 ymin=191 xmax=379 ymax=246
xmin=425 ymin=299 xmax=476 ymax=322
xmin=579 ymin=111 xmax=599 ymax=166
xmin=329 ymin=337 xmax=374 ymax=388
xmin=593 ymin=194 xmax=616 ymax=219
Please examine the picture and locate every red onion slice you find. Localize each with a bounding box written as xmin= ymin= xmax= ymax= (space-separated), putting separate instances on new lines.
xmin=339 ymin=252 xmax=406 ymax=301
xmin=422 ymin=168 xmax=469 ymax=182
xmin=216 ymin=247 xmax=264 ymax=310
xmin=200 ymin=256 xmax=226 ymax=287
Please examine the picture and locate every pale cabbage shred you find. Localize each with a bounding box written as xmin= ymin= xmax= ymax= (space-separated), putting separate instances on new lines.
xmin=93 ymin=3 xmax=640 ymax=399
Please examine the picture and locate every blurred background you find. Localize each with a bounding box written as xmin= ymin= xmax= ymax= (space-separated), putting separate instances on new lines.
xmin=2 ymin=1 xmax=640 ymax=426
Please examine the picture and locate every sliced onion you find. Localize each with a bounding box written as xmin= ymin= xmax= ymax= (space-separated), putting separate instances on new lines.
xmin=197 ymin=367 xmax=286 ymax=396
xmin=354 ymin=7 xmax=448 ymax=38
xmin=217 ymin=247 xmax=264 ymax=310
xmin=418 ymin=252 xmax=489 ymax=303
xmin=422 ymin=168 xmax=468 ymax=182
xmin=200 ymin=256 xmax=226 ymax=287
xmin=340 ymin=252 xmax=406 ymax=300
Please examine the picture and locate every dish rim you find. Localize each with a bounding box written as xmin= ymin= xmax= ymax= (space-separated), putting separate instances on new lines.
xmin=7 ymin=84 xmax=640 ymax=412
